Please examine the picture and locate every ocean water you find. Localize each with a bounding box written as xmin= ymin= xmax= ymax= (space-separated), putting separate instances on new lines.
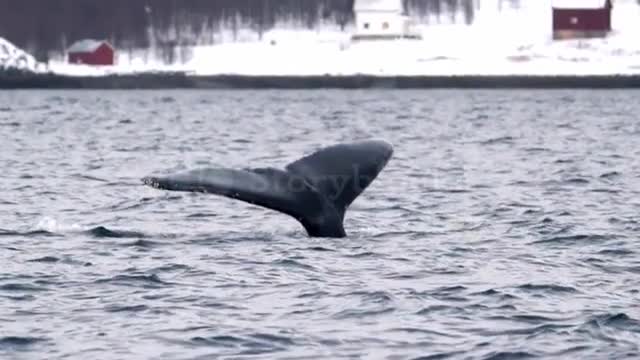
xmin=1 ymin=89 xmax=639 ymax=359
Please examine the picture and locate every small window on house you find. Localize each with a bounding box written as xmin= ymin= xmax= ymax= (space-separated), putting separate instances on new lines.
xmin=382 ymin=22 xmax=389 ymax=30
xmin=570 ymin=17 xmax=578 ymax=25
xmin=364 ymin=23 xmax=370 ymax=29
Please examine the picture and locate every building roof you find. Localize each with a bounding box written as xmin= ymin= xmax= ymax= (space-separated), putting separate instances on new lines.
xmin=68 ymin=39 xmax=110 ymax=53
xmin=354 ymin=0 xmax=403 ymax=12
xmin=552 ymin=0 xmax=611 ymax=9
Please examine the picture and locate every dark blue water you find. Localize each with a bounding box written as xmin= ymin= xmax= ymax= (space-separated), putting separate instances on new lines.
xmin=1 ymin=89 xmax=639 ymax=359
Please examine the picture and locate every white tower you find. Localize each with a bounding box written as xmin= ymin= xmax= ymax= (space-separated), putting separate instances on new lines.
xmin=352 ymin=0 xmax=421 ymax=41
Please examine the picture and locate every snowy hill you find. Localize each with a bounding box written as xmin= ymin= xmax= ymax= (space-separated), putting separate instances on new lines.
xmin=0 ymin=37 xmax=40 ymax=72
xmin=42 ymin=0 xmax=640 ymax=76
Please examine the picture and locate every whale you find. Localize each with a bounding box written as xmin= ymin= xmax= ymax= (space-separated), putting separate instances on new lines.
xmin=142 ymin=139 xmax=393 ymax=238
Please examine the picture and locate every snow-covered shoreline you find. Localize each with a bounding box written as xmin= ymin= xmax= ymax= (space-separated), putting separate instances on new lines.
xmin=45 ymin=35 xmax=640 ymax=77
xmin=3 ymin=0 xmax=640 ymax=77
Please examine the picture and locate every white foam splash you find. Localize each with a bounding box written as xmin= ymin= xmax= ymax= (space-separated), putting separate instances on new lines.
xmin=35 ymin=216 xmax=84 ymax=233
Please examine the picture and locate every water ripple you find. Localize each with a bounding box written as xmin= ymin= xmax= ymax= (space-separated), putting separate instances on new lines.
xmin=0 ymin=336 xmax=48 ymax=349
xmin=95 ymin=274 xmax=168 ymax=288
xmin=86 ymin=226 xmax=147 ymax=238
xmin=1 ymin=89 xmax=639 ymax=359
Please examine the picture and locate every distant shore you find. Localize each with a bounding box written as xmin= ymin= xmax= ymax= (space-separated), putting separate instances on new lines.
xmin=2 ymin=70 xmax=640 ymax=89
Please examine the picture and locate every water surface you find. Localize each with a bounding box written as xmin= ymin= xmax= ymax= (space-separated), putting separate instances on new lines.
xmin=1 ymin=89 xmax=639 ymax=359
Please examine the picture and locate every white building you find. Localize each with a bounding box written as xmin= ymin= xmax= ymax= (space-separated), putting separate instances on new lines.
xmin=351 ymin=0 xmax=421 ymax=41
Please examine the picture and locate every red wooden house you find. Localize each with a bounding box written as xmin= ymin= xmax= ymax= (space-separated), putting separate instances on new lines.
xmin=552 ymin=0 xmax=613 ymax=40
xmin=67 ymin=39 xmax=115 ymax=65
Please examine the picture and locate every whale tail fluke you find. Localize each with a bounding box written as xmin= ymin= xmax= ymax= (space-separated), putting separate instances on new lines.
xmin=142 ymin=139 xmax=393 ymax=238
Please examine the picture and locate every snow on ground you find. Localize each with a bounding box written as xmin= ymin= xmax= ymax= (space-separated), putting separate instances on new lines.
xmin=45 ymin=0 xmax=640 ymax=76
xmin=0 ymin=37 xmax=41 ymax=72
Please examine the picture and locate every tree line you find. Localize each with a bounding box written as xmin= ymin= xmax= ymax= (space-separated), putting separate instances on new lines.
xmin=0 ymin=0 xmax=499 ymax=62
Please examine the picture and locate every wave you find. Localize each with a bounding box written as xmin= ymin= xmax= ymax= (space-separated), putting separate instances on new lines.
xmin=480 ymin=351 xmax=536 ymax=360
xmin=104 ymin=304 xmax=150 ymax=313
xmin=94 ymin=274 xmax=169 ymax=289
xmin=188 ymin=332 xmax=295 ymax=354
xmin=0 ymin=336 xmax=47 ymax=348
xmin=8 ymin=217 xmax=169 ymax=241
xmin=532 ymin=234 xmax=615 ymax=245
xmin=412 ymin=352 xmax=467 ymax=360
xmin=0 ymin=229 xmax=58 ymax=237
xmin=516 ymin=283 xmax=579 ymax=294
xmin=478 ymin=136 xmax=516 ymax=145
xmin=25 ymin=255 xmax=93 ymax=267
xmin=26 ymin=256 xmax=61 ymax=263
xmin=0 ymin=283 xmax=48 ymax=292
xmin=333 ymin=307 xmax=395 ymax=319
xmin=271 ymin=258 xmax=316 ymax=271
xmin=86 ymin=226 xmax=147 ymax=239
xmin=585 ymin=313 xmax=640 ymax=332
